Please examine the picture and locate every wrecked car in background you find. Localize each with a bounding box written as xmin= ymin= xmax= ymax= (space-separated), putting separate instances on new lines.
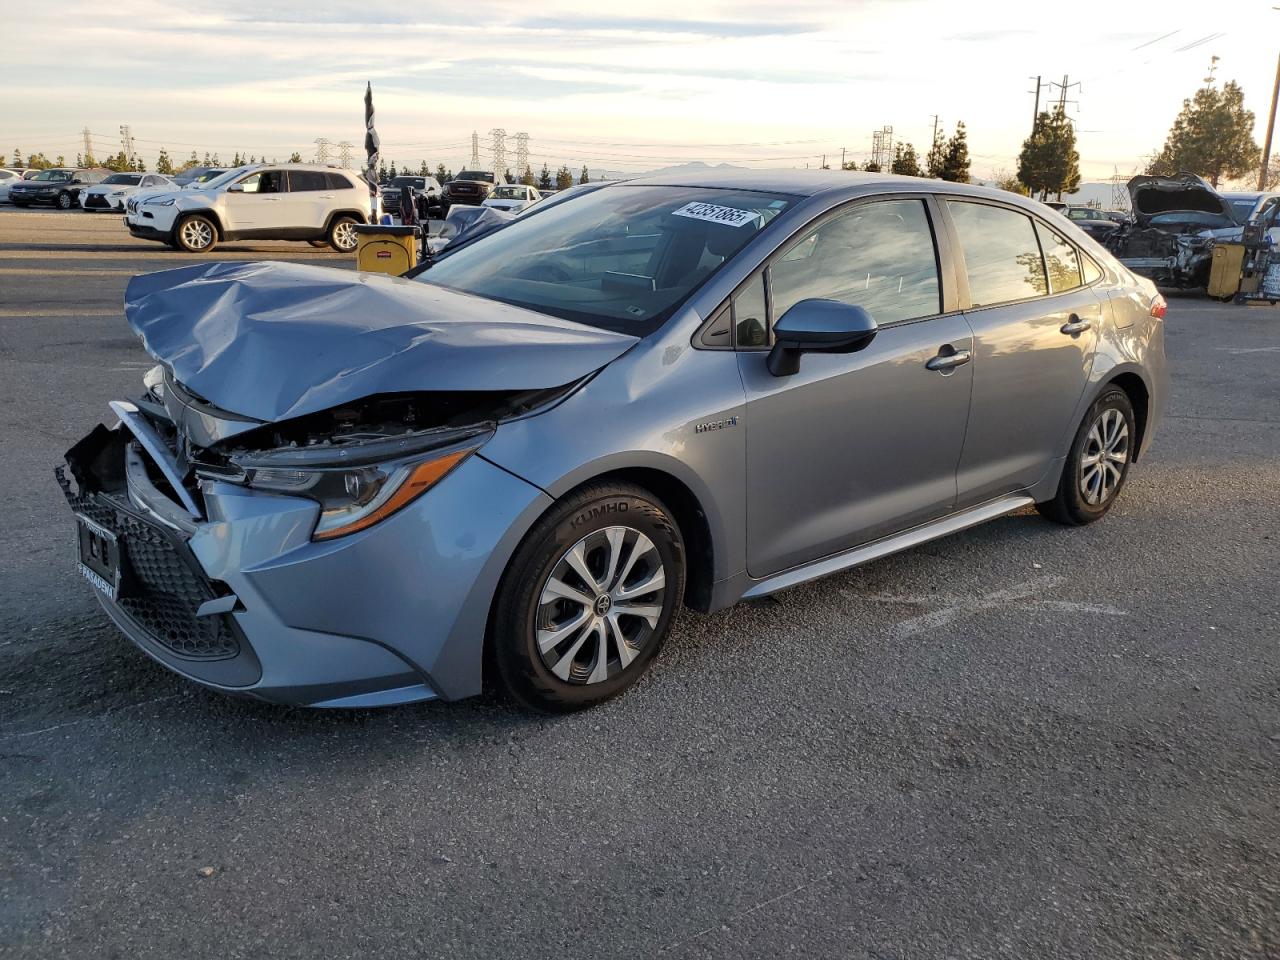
xmin=1106 ymin=173 xmax=1243 ymax=289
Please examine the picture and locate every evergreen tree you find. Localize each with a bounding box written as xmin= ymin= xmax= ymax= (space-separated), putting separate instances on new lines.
xmin=520 ymin=166 xmax=535 ymax=186
xmin=83 ymin=151 xmax=97 ymax=168
xmin=27 ymin=153 xmax=52 ymax=169
xmin=555 ymin=165 xmax=574 ymax=190
xmin=288 ymin=151 xmax=302 ymax=163
xmin=1017 ymin=107 xmax=1080 ymax=200
xmin=939 ymin=122 xmax=970 ymax=183
xmin=504 ymin=167 xmax=514 ymax=183
xmin=211 ymin=152 xmax=220 ymax=165
xmin=538 ymin=163 xmax=553 ymax=191
xmin=156 ymin=149 xmax=174 ymax=175
xmin=378 ymin=160 xmax=389 ymax=183
xmin=75 ymin=154 xmax=83 ymax=167
xmin=389 ymin=162 xmax=399 ymax=179
xmin=188 ymin=151 xmax=199 ymax=169
xmin=579 ymin=165 xmax=590 ymax=184
xmin=54 ymin=155 xmax=65 ymax=167
xmin=435 ymin=163 xmax=450 ymax=184
xmin=418 ymin=160 xmax=429 ymax=177
xmin=1147 ymin=67 xmax=1259 ymax=186
xmin=891 ymin=142 xmax=921 ymax=177
xmin=202 ymin=151 xmax=211 ymax=165
xmin=862 ymin=161 xmax=881 ymax=173
xmin=12 ymin=148 xmax=20 ymax=167
xmin=925 ymin=129 xmax=946 ymax=179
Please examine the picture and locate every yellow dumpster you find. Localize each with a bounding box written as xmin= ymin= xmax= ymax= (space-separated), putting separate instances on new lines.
xmin=353 ymin=223 xmax=420 ymax=275
xmin=1207 ymin=243 xmax=1246 ymax=300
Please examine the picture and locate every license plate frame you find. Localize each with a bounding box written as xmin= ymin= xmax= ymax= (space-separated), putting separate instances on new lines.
xmin=76 ymin=513 xmax=124 ymax=602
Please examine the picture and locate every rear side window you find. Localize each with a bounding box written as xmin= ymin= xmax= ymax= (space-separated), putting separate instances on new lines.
xmin=1035 ymin=222 xmax=1083 ymax=293
xmin=769 ymin=198 xmax=941 ymax=326
xmin=326 ymin=172 xmax=356 ymax=190
xmin=289 ymin=170 xmax=328 ymax=192
xmin=947 ymin=201 xmax=1046 ymax=305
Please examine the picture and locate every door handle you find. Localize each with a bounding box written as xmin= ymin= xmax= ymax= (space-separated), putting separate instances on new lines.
xmin=1060 ymin=315 xmax=1092 ymax=335
xmin=925 ymin=348 xmax=971 ymax=371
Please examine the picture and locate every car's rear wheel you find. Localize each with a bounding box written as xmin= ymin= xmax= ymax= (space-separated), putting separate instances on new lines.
xmin=56 ymin=191 xmax=74 ymax=210
xmin=491 ymin=482 xmax=685 ymax=712
xmin=1037 ymin=386 xmax=1135 ymax=526
xmin=174 ymin=214 xmax=217 ymax=253
xmin=328 ymin=216 xmax=358 ymax=253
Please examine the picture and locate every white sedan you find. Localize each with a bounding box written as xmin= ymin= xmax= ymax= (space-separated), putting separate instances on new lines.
xmin=482 ymin=183 xmax=542 ymax=214
xmin=80 ymin=172 xmax=175 ymax=212
xmin=0 ymin=168 xmax=23 ymax=203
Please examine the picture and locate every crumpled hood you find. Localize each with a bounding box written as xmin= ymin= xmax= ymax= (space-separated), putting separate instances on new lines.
xmin=1127 ymin=172 xmax=1234 ymax=226
xmin=124 ymin=260 xmax=638 ymax=423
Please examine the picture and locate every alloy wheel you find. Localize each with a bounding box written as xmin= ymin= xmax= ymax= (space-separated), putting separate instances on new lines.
xmin=1079 ymin=407 xmax=1129 ymax=506
xmin=180 ymin=218 xmax=213 ymax=251
xmin=535 ymin=526 xmax=667 ymax=685
xmin=57 ymin=192 xmax=73 ymax=209
xmin=332 ymin=221 xmax=357 ymax=251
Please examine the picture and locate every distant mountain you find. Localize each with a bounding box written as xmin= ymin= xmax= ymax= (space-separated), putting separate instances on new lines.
xmin=591 ymin=160 xmax=749 ymax=182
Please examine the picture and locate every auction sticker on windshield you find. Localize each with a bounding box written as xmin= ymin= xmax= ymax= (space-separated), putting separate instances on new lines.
xmin=672 ymin=202 xmax=760 ymax=228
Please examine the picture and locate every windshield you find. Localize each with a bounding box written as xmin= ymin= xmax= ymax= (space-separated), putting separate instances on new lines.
xmin=491 ymin=186 xmax=526 ymax=199
xmin=418 ymin=185 xmax=793 ymax=334
xmin=32 ymin=170 xmax=72 ymax=182
xmin=1149 ymin=210 xmax=1234 ymax=228
xmin=389 ymin=177 xmax=424 ymax=188
xmin=103 ymin=174 xmax=141 ymax=186
xmin=189 ymin=167 xmax=245 ymax=190
xmin=456 ymin=170 xmax=494 ymax=182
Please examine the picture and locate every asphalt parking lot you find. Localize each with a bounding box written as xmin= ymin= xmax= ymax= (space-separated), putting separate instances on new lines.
xmin=1 ymin=207 xmax=1277 ymax=959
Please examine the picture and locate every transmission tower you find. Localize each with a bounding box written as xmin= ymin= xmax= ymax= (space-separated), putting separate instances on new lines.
xmin=313 ymin=137 xmax=331 ymax=164
xmin=82 ymin=127 xmax=93 ymax=162
xmin=515 ymin=132 xmax=529 ymax=178
xmin=489 ymin=128 xmax=506 ymax=177
xmin=470 ymin=131 xmax=480 ymax=168
xmin=118 ymin=125 xmax=136 ymax=165
xmin=870 ymin=125 xmax=893 ymax=170
xmin=337 ymin=141 xmax=353 ymax=169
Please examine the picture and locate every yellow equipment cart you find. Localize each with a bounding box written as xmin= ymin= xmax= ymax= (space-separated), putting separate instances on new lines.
xmin=353 ymin=223 xmax=421 ymax=276
xmin=1207 ymin=243 xmax=1246 ymax=301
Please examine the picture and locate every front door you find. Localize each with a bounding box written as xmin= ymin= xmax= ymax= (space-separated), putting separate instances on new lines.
xmin=224 ymin=169 xmax=288 ymax=231
xmin=737 ymin=197 xmax=974 ymax=577
xmin=941 ymin=200 xmax=1101 ymax=504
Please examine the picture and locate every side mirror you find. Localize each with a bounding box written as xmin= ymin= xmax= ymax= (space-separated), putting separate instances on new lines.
xmin=227 ymin=183 xmax=244 ymax=193
xmin=766 ymin=299 xmax=878 ymax=377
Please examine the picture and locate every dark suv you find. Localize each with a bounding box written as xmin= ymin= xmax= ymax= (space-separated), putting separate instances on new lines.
xmin=380 ymin=175 xmax=443 ymax=218
xmin=9 ymin=168 xmax=111 ymax=209
xmin=441 ymin=170 xmax=497 ymax=210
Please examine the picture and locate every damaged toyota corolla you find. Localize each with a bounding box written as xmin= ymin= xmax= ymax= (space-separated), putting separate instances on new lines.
xmin=60 ymin=171 xmax=1167 ymax=711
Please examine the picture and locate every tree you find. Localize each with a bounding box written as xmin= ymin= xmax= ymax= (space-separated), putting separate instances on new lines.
xmin=11 ymin=148 xmax=20 ymax=168
xmin=1147 ymin=71 xmax=1259 ymax=187
xmin=1017 ymin=106 xmax=1081 ymax=200
xmin=538 ymin=163 xmax=553 ymax=191
xmin=26 ymin=153 xmax=52 ymax=169
xmin=938 ymin=122 xmax=971 ymax=183
xmin=388 ymin=162 xmax=399 ymax=179
xmin=862 ymin=161 xmax=881 ymax=173
xmin=520 ymin=166 xmax=535 ymax=186
xmin=994 ymin=168 xmax=1029 ymax=195
xmin=435 ymin=163 xmax=450 ymax=184
xmin=891 ymin=142 xmax=921 ymax=177
xmin=83 ymin=151 xmax=97 ymax=168
xmin=418 ymin=160 xmax=429 ymax=177
xmin=156 ymin=149 xmax=174 ymax=175
xmin=555 ymin=165 xmax=574 ymax=190
xmin=288 ymin=151 xmax=302 ymax=163
xmin=925 ymin=129 xmax=946 ymax=179
xmin=54 ymin=155 xmax=65 ymax=167
xmin=579 ymin=165 xmax=590 ymax=185
xmin=504 ymin=167 xmax=514 ymax=184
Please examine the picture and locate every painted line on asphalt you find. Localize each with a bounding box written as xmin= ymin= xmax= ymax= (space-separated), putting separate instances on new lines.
xmin=0 ymin=308 xmax=119 ymax=317
xmin=0 ymin=267 xmax=141 ymax=276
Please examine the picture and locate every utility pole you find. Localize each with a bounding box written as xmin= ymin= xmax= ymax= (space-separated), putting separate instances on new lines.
xmin=841 ymin=146 xmax=846 ymax=170
xmin=1028 ymin=76 xmax=1042 ymax=136
xmin=1259 ymin=51 xmax=1280 ymax=189
xmin=118 ymin=125 xmax=135 ymax=166
xmin=1047 ymin=75 xmax=1081 ymax=117
xmin=931 ymin=114 xmax=940 ymax=146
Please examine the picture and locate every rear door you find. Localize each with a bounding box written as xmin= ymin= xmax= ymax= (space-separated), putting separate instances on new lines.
xmin=737 ymin=196 xmax=975 ymax=576
xmin=941 ymin=199 xmax=1102 ymax=505
xmin=286 ymin=169 xmax=332 ymax=230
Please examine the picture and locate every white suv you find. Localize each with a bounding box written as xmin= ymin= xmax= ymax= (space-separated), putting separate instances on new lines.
xmin=125 ymin=164 xmax=370 ymax=254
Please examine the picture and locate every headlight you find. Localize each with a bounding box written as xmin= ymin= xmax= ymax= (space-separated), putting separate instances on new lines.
xmin=145 ymin=197 xmax=176 ymax=206
xmin=235 ymin=443 xmax=478 ymax=541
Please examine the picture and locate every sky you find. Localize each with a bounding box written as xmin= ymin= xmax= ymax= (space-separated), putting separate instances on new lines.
xmin=5 ymin=0 xmax=1279 ymax=184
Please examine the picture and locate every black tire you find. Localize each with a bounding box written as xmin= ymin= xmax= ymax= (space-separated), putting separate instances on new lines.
xmin=1037 ymin=386 xmax=1136 ymax=526
xmin=173 ymin=214 xmax=217 ymax=253
xmin=56 ymin=191 xmax=74 ymax=210
xmin=11 ymin=202 xmax=28 ymax=208
xmin=328 ymin=215 xmax=358 ymax=253
xmin=491 ymin=482 xmax=686 ymax=712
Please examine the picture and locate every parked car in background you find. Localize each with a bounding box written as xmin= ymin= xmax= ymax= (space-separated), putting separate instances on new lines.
xmin=0 ymin=168 xmax=22 ymax=203
xmin=125 ymin=163 xmax=369 ymax=253
xmin=1220 ymin=191 xmax=1280 ymax=227
xmin=173 ymin=166 xmax=226 ymax=188
xmin=1106 ymin=172 xmax=1240 ymax=288
xmin=441 ymin=170 xmax=497 ymax=210
xmin=79 ymin=172 xmax=175 ymax=212
xmin=64 ymin=171 xmax=1166 ymax=712
xmin=483 ymin=183 xmax=543 ymax=214
xmin=8 ymin=168 xmax=111 ymax=209
xmin=1042 ymin=200 xmax=1067 ymax=212
xmin=380 ymin=175 xmax=442 ymax=219
xmin=1063 ymin=205 xmax=1121 ymax=241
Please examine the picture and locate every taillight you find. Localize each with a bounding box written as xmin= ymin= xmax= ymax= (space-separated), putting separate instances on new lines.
xmin=1149 ymin=294 xmax=1167 ymax=319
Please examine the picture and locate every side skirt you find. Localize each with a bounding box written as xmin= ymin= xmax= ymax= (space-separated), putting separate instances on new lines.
xmin=740 ymin=494 xmax=1035 ymax=599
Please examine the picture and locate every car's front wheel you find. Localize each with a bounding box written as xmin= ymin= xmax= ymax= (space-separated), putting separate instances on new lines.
xmin=328 ymin=216 xmax=359 ymax=253
xmin=174 ymin=214 xmax=217 ymax=253
xmin=492 ymin=482 xmax=686 ymax=712
xmin=56 ymin=191 xmax=75 ymax=210
xmin=1037 ymin=386 xmax=1135 ymax=525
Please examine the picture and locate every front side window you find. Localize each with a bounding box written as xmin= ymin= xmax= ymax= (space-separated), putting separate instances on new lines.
xmin=1035 ymin=222 xmax=1083 ymax=293
xmin=769 ymin=198 xmax=941 ymax=326
xmin=418 ymin=185 xmax=792 ymax=334
xmin=238 ymin=170 xmax=284 ymax=194
xmin=947 ymin=201 xmax=1047 ymax=305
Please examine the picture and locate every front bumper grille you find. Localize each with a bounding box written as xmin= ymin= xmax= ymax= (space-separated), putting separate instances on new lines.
xmin=62 ymin=481 xmax=242 ymax=661
xmin=84 ymin=194 xmax=111 ymax=209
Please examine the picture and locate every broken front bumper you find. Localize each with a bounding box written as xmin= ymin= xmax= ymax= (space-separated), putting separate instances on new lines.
xmin=58 ymin=418 xmax=553 ymax=707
